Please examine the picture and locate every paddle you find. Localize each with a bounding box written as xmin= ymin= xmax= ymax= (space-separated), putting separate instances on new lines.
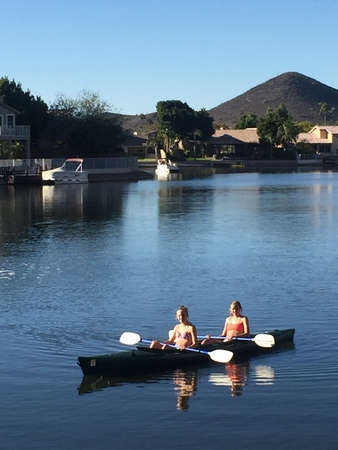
xmin=119 ymin=332 xmax=233 ymax=363
xmin=197 ymin=333 xmax=275 ymax=348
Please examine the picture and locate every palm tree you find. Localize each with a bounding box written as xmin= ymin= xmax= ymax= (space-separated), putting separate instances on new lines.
xmin=318 ymin=102 xmax=336 ymax=125
xmin=276 ymin=118 xmax=300 ymax=151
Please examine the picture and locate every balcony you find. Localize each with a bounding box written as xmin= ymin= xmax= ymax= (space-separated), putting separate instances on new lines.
xmin=0 ymin=125 xmax=30 ymax=138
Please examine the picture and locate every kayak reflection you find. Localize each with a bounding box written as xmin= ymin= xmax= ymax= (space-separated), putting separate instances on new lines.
xmin=209 ymin=361 xmax=275 ymax=396
xmin=78 ymin=362 xmax=275 ymax=403
xmin=78 ymin=369 xmax=199 ymax=411
xmin=78 ymin=373 xmax=161 ymax=395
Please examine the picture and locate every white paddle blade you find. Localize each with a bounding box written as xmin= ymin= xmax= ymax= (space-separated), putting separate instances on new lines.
xmin=253 ymin=334 xmax=275 ymax=348
xmin=208 ymin=373 xmax=233 ymax=386
xmin=119 ymin=332 xmax=142 ymax=346
xmin=209 ymin=349 xmax=233 ymax=363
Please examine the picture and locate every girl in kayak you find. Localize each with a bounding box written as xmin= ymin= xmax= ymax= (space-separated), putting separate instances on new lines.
xmin=150 ymin=305 xmax=198 ymax=350
xmin=201 ymin=300 xmax=250 ymax=344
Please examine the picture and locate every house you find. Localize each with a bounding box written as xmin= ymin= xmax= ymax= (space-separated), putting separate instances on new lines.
xmin=207 ymin=125 xmax=338 ymax=160
xmin=206 ymin=128 xmax=261 ymax=158
xmin=0 ymin=96 xmax=30 ymax=158
xmin=121 ymin=133 xmax=147 ymax=157
xmin=296 ymin=126 xmax=338 ymax=155
xmin=122 ymin=132 xmax=162 ymax=158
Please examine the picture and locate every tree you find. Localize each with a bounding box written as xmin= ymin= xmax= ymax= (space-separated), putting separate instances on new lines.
xmin=257 ymin=108 xmax=278 ymax=156
xmin=257 ymin=104 xmax=299 ymax=158
xmin=235 ymin=113 xmax=258 ymax=129
xmin=0 ymin=141 xmax=24 ymax=158
xmin=318 ymin=102 xmax=335 ymax=125
xmin=156 ymin=100 xmax=195 ymax=151
xmin=0 ymin=76 xmax=49 ymax=141
xmin=276 ymin=117 xmax=300 ymax=150
xmin=297 ymin=121 xmax=313 ymax=132
xmin=48 ymin=91 xmax=125 ymax=156
xmin=156 ymin=101 xmax=214 ymax=156
xmin=193 ymin=108 xmax=214 ymax=142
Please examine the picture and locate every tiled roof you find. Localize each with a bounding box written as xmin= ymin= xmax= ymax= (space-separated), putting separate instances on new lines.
xmin=122 ymin=134 xmax=147 ymax=146
xmin=309 ymin=125 xmax=338 ymax=134
xmin=209 ymin=128 xmax=259 ymax=144
xmin=296 ymin=133 xmax=330 ymax=144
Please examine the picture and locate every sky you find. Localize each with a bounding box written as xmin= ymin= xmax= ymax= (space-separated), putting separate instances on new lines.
xmin=4 ymin=0 xmax=338 ymax=116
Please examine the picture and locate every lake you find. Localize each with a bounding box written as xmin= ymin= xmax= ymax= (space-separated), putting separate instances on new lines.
xmin=1 ymin=167 xmax=338 ymax=449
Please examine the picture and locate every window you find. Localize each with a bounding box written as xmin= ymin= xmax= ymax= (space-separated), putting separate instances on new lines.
xmin=320 ymin=129 xmax=328 ymax=139
xmin=6 ymin=114 xmax=14 ymax=129
xmin=0 ymin=115 xmax=3 ymax=133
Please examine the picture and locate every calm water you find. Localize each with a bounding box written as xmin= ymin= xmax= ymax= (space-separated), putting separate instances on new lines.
xmin=1 ymin=168 xmax=338 ymax=449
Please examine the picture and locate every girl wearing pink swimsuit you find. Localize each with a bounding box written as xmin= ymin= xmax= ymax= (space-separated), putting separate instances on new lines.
xmin=150 ymin=305 xmax=197 ymax=350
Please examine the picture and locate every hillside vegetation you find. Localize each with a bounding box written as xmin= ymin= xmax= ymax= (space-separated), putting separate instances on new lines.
xmin=120 ymin=72 xmax=338 ymax=132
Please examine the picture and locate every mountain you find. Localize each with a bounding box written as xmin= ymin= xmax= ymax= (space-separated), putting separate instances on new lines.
xmin=209 ymin=72 xmax=338 ymax=127
xmin=118 ymin=112 xmax=157 ymax=135
xmin=119 ymin=72 xmax=338 ymax=133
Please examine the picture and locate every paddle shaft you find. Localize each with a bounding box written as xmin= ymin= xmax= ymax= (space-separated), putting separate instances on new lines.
xmin=140 ymin=337 xmax=217 ymax=356
xmin=197 ymin=333 xmax=275 ymax=348
xmin=197 ymin=335 xmax=265 ymax=341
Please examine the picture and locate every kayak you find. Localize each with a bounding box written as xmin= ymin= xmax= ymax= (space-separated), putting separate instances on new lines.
xmin=77 ymin=328 xmax=295 ymax=376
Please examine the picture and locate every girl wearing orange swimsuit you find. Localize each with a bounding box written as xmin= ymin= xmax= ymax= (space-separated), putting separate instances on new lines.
xmin=201 ymin=300 xmax=250 ymax=344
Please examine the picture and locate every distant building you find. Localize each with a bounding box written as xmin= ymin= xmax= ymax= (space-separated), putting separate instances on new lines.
xmin=296 ymin=126 xmax=338 ymax=155
xmin=121 ymin=133 xmax=147 ymax=157
xmin=206 ymin=128 xmax=260 ymax=158
xmin=0 ymin=96 xmax=30 ymax=158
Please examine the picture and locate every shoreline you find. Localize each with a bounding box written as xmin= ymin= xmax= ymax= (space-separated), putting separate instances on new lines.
xmin=138 ymin=159 xmax=325 ymax=170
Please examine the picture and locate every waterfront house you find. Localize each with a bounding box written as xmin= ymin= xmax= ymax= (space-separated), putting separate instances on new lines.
xmin=122 ymin=133 xmax=147 ymax=157
xmin=296 ymin=125 xmax=338 ymax=155
xmin=0 ymin=96 xmax=30 ymax=158
xmin=206 ymin=128 xmax=260 ymax=158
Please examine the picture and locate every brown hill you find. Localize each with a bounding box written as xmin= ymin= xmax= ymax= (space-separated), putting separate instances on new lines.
xmin=209 ymin=72 xmax=338 ymax=127
xmin=120 ymin=72 xmax=338 ymax=133
xmin=118 ymin=112 xmax=157 ymax=134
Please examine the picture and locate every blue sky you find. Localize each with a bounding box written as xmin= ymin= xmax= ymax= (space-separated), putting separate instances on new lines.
xmin=4 ymin=0 xmax=338 ymax=115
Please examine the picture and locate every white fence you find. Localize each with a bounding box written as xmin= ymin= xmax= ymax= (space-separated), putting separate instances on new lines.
xmin=296 ymin=153 xmax=323 ymax=165
xmin=0 ymin=156 xmax=139 ymax=173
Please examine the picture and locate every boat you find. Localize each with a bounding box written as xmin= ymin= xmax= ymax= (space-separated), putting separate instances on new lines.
xmin=155 ymin=159 xmax=180 ymax=175
xmin=42 ymin=158 xmax=88 ymax=184
xmin=77 ymin=328 xmax=295 ymax=376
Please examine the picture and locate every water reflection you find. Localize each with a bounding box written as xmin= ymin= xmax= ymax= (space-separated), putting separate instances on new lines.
xmin=172 ymin=369 xmax=198 ymax=410
xmin=208 ymin=361 xmax=275 ymax=396
xmin=78 ymin=368 xmax=198 ymax=411
xmin=42 ymin=182 xmax=127 ymax=222
xmin=0 ymin=183 xmax=132 ymax=253
xmin=78 ymin=373 xmax=160 ymax=394
xmin=78 ymin=361 xmax=275 ymax=404
xmin=156 ymin=172 xmax=182 ymax=182
xmin=209 ymin=361 xmax=249 ymax=396
xmin=0 ymin=186 xmax=43 ymax=248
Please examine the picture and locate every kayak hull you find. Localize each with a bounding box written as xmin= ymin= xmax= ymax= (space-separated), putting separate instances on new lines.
xmin=77 ymin=328 xmax=295 ymax=376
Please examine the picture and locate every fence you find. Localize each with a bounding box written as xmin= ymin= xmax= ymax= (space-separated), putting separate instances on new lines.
xmin=0 ymin=156 xmax=139 ymax=173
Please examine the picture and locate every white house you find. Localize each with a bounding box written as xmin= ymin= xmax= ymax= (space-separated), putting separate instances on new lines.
xmin=0 ymin=96 xmax=30 ymax=158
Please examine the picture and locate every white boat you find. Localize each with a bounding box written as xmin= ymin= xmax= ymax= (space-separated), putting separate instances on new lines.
xmin=155 ymin=159 xmax=180 ymax=174
xmin=42 ymin=158 xmax=88 ymax=184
